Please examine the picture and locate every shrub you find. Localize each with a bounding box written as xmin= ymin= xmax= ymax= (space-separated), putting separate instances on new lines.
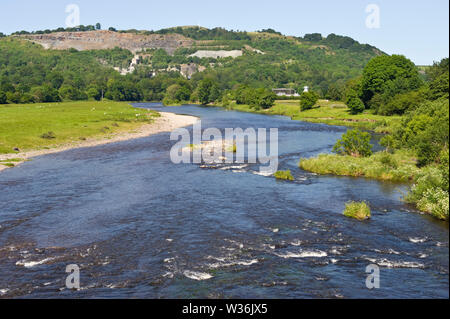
xmin=332 ymin=129 xmax=373 ymax=157
xmin=40 ymin=131 xmax=56 ymax=139
xmin=406 ymin=166 xmax=449 ymax=221
xmin=347 ymin=96 xmax=365 ymax=114
xmin=274 ymin=170 xmax=294 ymax=181
xmin=416 ymin=188 xmax=449 ymax=220
xmin=300 ymin=91 xmax=319 ymax=111
xmin=439 ymin=148 xmax=449 ymax=192
xmin=379 ymin=152 xmax=398 ymax=169
xmin=343 ymin=201 xmax=371 ymax=220
xmin=378 ymin=91 xmax=424 ymax=115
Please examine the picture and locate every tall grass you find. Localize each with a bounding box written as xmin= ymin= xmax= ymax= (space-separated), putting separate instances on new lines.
xmin=299 ymin=151 xmax=421 ymax=182
xmin=274 ymin=170 xmax=294 ymax=181
xmin=343 ymin=201 xmax=371 ymax=220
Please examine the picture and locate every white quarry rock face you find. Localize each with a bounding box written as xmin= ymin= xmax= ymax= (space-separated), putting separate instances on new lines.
xmin=189 ymin=50 xmax=243 ymax=59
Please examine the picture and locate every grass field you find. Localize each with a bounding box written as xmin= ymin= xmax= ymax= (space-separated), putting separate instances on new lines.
xmin=223 ymin=100 xmax=401 ymax=132
xmin=0 ymin=101 xmax=159 ymax=154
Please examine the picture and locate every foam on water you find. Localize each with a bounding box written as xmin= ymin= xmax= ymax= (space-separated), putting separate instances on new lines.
xmin=409 ymin=237 xmax=427 ymax=243
xmin=183 ymin=270 xmax=213 ymax=281
xmin=15 ymin=257 xmax=56 ymax=268
xmin=365 ymin=257 xmax=425 ymax=269
xmin=275 ymin=250 xmax=327 ymax=259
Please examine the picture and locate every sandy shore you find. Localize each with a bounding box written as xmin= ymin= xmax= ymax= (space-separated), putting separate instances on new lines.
xmin=0 ymin=112 xmax=198 ymax=173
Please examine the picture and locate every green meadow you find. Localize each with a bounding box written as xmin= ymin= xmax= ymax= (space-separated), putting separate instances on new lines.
xmin=222 ymin=100 xmax=401 ymax=132
xmin=0 ymin=101 xmax=159 ymax=154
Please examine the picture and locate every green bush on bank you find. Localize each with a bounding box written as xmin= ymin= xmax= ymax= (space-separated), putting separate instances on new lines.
xmin=332 ymin=129 xmax=373 ymax=158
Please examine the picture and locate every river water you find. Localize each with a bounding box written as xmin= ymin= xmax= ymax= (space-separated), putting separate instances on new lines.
xmin=0 ymin=103 xmax=448 ymax=298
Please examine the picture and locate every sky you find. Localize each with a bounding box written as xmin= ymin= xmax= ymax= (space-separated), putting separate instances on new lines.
xmin=0 ymin=0 xmax=448 ymax=65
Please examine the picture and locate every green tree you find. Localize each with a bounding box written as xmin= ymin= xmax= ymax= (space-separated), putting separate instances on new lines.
xmin=333 ymin=129 xmax=373 ymax=157
xmin=256 ymin=88 xmax=276 ymax=109
xmin=86 ymin=87 xmax=101 ymax=100
xmin=345 ymin=89 xmax=365 ymax=114
xmin=361 ymin=55 xmax=422 ymax=108
xmin=0 ymin=91 xmax=7 ymax=104
xmin=300 ymin=91 xmax=319 ymax=111
xmin=59 ymin=85 xmax=86 ymax=100
xmin=427 ymin=72 xmax=449 ymax=100
xmin=31 ymin=85 xmax=61 ymax=102
xmin=197 ymin=79 xmax=220 ymax=105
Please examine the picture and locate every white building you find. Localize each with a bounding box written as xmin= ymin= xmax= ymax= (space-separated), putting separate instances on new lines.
xmin=272 ymin=88 xmax=300 ymax=97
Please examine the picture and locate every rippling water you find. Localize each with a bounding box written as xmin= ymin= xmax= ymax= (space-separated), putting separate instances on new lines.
xmin=0 ymin=103 xmax=448 ymax=299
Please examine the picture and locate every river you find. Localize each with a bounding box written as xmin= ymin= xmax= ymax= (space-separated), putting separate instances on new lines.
xmin=0 ymin=103 xmax=448 ymax=298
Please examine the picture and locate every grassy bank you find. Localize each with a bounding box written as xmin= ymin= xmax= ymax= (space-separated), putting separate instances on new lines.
xmin=300 ymin=151 xmax=448 ymax=220
xmin=220 ymin=100 xmax=401 ymax=132
xmin=0 ymin=101 xmax=159 ymax=155
xmin=299 ymin=151 xmax=422 ymax=182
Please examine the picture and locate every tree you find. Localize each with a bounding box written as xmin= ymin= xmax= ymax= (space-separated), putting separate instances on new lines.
xmin=378 ymin=90 xmax=424 ymax=115
xmin=333 ymin=129 xmax=373 ymax=157
xmin=105 ymin=80 xmax=141 ymax=101
xmin=47 ymin=72 xmax=65 ymax=89
xmin=256 ymin=88 xmax=276 ymax=109
xmin=31 ymin=85 xmax=61 ymax=102
xmin=347 ymin=96 xmax=365 ymax=115
xmin=300 ymin=91 xmax=319 ymax=111
xmin=59 ymin=85 xmax=86 ymax=100
xmin=427 ymin=72 xmax=449 ymax=100
xmin=426 ymin=58 xmax=449 ymax=82
xmin=304 ymin=33 xmax=322 ymax=42
xmin=326 ymin=83 xmax=344 ymax=101
xmin=86 ymin=87 xmax=101 ymax=100
xmin=361 ymin=55 xmax=422 ymax=108
xmin=96 ymin=23 xmax=102 ymax=30
xmin=0 ymin=91 xmax=6 ymax=104
xmin=197 ymin=79 xmax=220 ymax=105
xmin=345 ymin=89 xmax=365 ymax=114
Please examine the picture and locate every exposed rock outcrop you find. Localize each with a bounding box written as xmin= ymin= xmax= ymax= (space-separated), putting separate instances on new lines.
xmin=17 ymin=30 xmax=194 ymax=54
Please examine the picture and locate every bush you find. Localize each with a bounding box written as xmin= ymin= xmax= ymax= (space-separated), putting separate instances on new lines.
xmin=300 ymin=91 xmax=319 ymax=111
xmin=332 ymin=129 xmax=373 ymax=157
xmin=343 ymin=201 xmax=371 ymax=220
xmin=379 ymin=152 xmax=398 ymax=169
xmin=40 ymin=131 xmax=56 ymax=139
xmin=274 ymin=170 xmax=294 ymax=181
xmin=406 ymin=165 xmax=449 ymax=221
xmin=347 ymin=96 xmax=365 ymax=114
xmin=378 ymin=91 xmax=424 ymax=115
xmin=233 ymin=86 xmax=276 ymax=109
xmin=439 ymin=148 xmax=449 ymax=192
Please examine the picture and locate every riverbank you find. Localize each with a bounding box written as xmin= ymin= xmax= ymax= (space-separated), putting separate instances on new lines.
xmin=299 ymin=151 xmax=449 ymax=221
xmin=217 ymin=100 xmax=401 ymax=133
xmin=0 ymin=101 xmax=198 ymax=172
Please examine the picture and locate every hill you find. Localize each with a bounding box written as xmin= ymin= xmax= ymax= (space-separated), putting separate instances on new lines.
xmin=0 ymin=26 xmax=385 ymax=103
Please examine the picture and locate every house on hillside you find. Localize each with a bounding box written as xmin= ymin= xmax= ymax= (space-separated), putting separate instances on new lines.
xmin=272 ymin=88 xmax=300 ymax=97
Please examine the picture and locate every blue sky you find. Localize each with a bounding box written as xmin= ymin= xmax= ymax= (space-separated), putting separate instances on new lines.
xmin=0 ymin=0 xmax=448 ymax=65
